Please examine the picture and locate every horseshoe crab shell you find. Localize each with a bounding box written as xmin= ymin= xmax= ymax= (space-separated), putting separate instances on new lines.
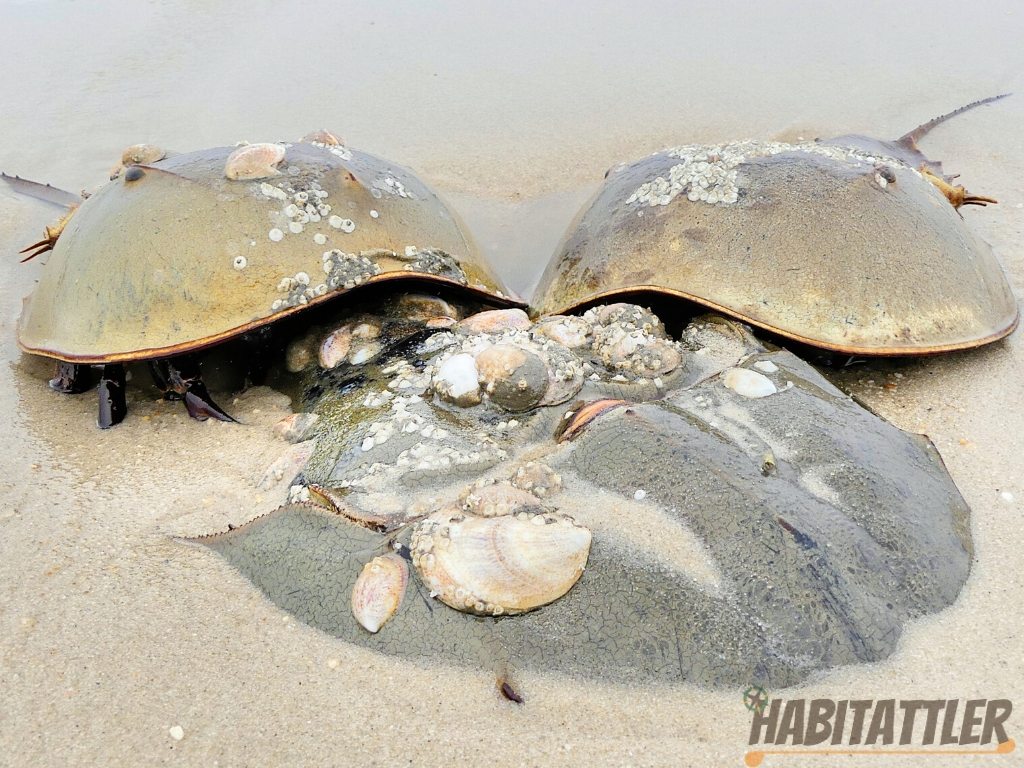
xmin=18 ymin=141 xmax=515 ymax=364
xmin=534 ymin=110 xmax=1018 ymax=356
xmin=202 ymin=299 xmax=972 ymax=688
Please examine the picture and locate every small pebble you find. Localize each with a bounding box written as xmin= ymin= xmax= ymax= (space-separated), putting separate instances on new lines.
xmin=169 ymin=725 xmax=184 ymax=741
xmin=633 ymin=489 xmax=647 ymax=501
xmin=327 ymin=658 xmax=341 ymax=669
xmin=1000 ymin=491 xmax=1015 ymax=503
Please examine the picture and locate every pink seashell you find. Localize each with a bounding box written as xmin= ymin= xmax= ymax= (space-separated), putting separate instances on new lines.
xmin=351 ymin=554 xmax=408 ymax=633
xmin=224 ymin=143 xmax=286 ymax=180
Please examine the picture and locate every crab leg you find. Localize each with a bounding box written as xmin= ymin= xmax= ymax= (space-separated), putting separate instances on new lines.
xmin=162 ymin=354 xmax=236 ymax=423
xmin=48 ymin=362 xmax=92 ymax=394
xmin=97 ymin=364 xmax=128 ymax=429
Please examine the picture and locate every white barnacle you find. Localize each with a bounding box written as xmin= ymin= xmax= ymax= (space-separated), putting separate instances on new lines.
xmin=268 ymin=228 xmax=284 ymax=242
xmin=232 ymin=255 xmax=247 ymax=270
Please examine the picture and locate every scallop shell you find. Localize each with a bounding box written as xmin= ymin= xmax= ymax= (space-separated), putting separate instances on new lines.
xmin=224 ymin=142 xmax=286 ymax=180
xmin=722 ymin=367 xmax=777 ymax=399
xmin=351 ymin=553 xmax=408 ymax=633
xmin=301 ymin=129 xmax=344 ymax=146
xmin=410 ymin=509 xmax=591 ymax=616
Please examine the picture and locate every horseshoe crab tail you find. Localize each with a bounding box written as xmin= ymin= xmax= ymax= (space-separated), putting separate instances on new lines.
xmin=1 ymin=172 xmax=81 ymax=208
xmin=896 ymin=92 xmax=1011 ymax=150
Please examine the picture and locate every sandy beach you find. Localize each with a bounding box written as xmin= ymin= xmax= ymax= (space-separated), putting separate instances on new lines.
xmin=1 ymin=1 xmax=1022 ymax=765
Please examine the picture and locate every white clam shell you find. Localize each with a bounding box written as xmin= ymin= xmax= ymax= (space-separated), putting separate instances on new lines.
xmin=411 ymin=509 xmax=591 ymax=616
xmin=433 ymin=353 xmax=481 ymax=407
xmin=722 ymin=367 xmax=777 ymax=398
xmin=351 ymin=553 xmax=408 ymax=633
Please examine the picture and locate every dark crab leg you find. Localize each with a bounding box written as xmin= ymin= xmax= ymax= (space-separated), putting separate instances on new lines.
xmin=147 ymin=360 xmax=183 ymax=401
xmin=48 ymin=362 xmax=93 ymax=394
xmin=163 ymin=354 xmax=236 ymax=423
xmin=97 ymin=364 xmax=128 ymax=429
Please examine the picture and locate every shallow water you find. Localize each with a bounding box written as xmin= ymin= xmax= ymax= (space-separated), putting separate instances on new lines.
xmin=2 ymin=1 xmax=1023 ymax=766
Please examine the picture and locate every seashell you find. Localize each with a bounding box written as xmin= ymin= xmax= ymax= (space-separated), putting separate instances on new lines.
xmin=459 ymin=481 xmax=540 ymax=517
xmin=629 ymin=338 xmax=682 ymax=378
xmin=455 ymin=308 xmax=531 ymax=335
xmin=224 ymin=142 xmax=286 ymax=180
xmin=121 ymin=143 xmax=166 ymax=165
xmin=556 ymin=399 xmax=627 ymax=443
xmin=475 ymin=343 xmax=548 ymax=412
xmin=301 ymin=129 xmax=344 ymax=146
xmin=722 ymin=367 xmax=777 ymax=399
xmin=285 ymin=330 xmax=319 ymax=373
xmin=393 ymin=294 xmax=460 ymax=325
xmin=589 ymin=303 xmax=666 ymax=337
xmin=273 ymin=412 xmax=320 ymax=443
xmin=410 ymin=509 xmax=591 ymax=616
xmin=433 ymin=353 xmax=481 ymax=407
xmin=532 ymin=316 xmax=592 ymax=349
xmin=109 ymin=143 xmax=166 ymax=179
xmin=348 ymin=341 xmax=383 ymax=365
xmin=319 ymin=326 xmax=353 ymax=370
xmin=538 ymin=346 xmax=584 ymax=406
xmin=426 ymin=316 xmax=456 ymax=329
xmin=753 ymin=360 xmax=779 ymax=374
xmin=351 ymin=321 xmax=381 ymax=340
xmin=510 ymin=462 xmax=563 ymax=498
xmin=351 ymin=554 xmax=408 ymax=633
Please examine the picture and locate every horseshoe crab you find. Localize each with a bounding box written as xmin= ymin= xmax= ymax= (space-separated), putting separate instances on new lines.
xmin=534 ymin=95 xmax=1018 ymax=356
xmin=198 ymin=294 xmax=972 ymax=689
xmin=7 ymin=134 xmax=515 ymax=426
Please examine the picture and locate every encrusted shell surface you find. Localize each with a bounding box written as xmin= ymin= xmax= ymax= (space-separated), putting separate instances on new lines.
xmin=475 ymin=343 xmax=548 ymax=411
xmin=351 ymin=553 xmax=408 ymax=633
xmin=458 ymin=481 xmax=539 ymax=517
xmin=532 ymin=315 xmax=592 ymax=349
xmin=536 ymin=142 xmax=1019 ymax=355
xmin=223 ymin=142 xmax=286 ymax=180
xmin=20 ymin=142 xmax=514 ymax=364
xmin=410 ymin=509 xmax=591 ymax=616
xmin=510 ymin=462 xmax=562 ymax=498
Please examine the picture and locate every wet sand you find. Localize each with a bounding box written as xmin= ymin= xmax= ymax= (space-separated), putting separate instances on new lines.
xmin=1 ymin=1 xmax=1022 ymax=765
